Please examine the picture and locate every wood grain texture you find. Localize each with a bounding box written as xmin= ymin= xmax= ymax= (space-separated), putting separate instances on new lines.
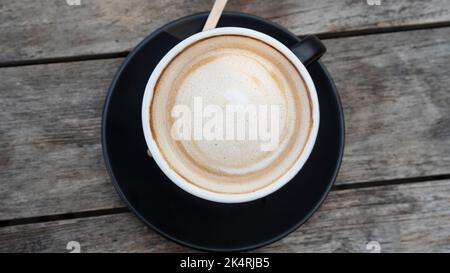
xmin=0 ymin=59 xmax=125 ymax=219
xmin=1 ymin=180 xmax=449 ymax=253
xmin=325 ymin=28 xmax=450 ymax=184
xmin=1 ymin=0 xmax=449 ymax=255
xmin=2 ymin=27 xmax=450 ymax=220
xmin=1 ymin=0 xmax=450 ymax=62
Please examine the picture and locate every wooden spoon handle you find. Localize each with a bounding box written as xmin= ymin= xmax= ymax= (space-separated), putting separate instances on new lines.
xmin=202 ymin=0 xmax=229 ymax=31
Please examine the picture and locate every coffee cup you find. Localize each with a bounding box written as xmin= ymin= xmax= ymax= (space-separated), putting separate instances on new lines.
xmin=142 ymin=27 xmax=325 ymax=203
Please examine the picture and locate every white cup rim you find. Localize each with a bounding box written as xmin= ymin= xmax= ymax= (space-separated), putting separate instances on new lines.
xmin=142 ymin=27 xmax=320 ymax=203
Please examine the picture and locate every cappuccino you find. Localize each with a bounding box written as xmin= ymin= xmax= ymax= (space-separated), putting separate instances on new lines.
xmin=149 ymin=34 xmax=313 ymax=194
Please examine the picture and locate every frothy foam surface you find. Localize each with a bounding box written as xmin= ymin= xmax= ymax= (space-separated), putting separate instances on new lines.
xmin=150 ymin=35 xmax=313 ymax=194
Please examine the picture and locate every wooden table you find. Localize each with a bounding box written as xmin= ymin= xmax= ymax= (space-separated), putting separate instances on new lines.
xmin=1 ymin=0 xmax=450 ymax=253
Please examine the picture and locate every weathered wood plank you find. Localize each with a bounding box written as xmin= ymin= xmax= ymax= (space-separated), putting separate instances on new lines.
xmin=0 ymin=180 xmax=448 ymax=253
xmin=1 ymin=27 xmax=450 ymax=220
xmin=0 ymin=59 xmax=125 ymax=219
xmin=326 ymin=28 xmax=450 ymax=184
xmin=1 ymin=0 xmax=450 ymax=62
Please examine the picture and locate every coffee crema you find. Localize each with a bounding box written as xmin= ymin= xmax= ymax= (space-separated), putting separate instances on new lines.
xmin=150 ymin=34 xmax=313 ymax=194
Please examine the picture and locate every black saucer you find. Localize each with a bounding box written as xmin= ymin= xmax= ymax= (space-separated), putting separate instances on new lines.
xmin=102 ymin=12 xmax=345 ymax=252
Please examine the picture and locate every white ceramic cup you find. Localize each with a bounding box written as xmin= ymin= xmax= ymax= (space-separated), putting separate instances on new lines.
xmin=142 ymin=27 xmax=320 ymax=203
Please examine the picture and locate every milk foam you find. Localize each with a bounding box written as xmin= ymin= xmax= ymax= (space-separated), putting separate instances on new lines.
xmin=150 ymin=35 xmax=312 ymax=194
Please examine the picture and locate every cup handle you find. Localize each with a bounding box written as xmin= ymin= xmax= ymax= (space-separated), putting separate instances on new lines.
xmin=290 ymin=35 xmax=326 ymax=66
